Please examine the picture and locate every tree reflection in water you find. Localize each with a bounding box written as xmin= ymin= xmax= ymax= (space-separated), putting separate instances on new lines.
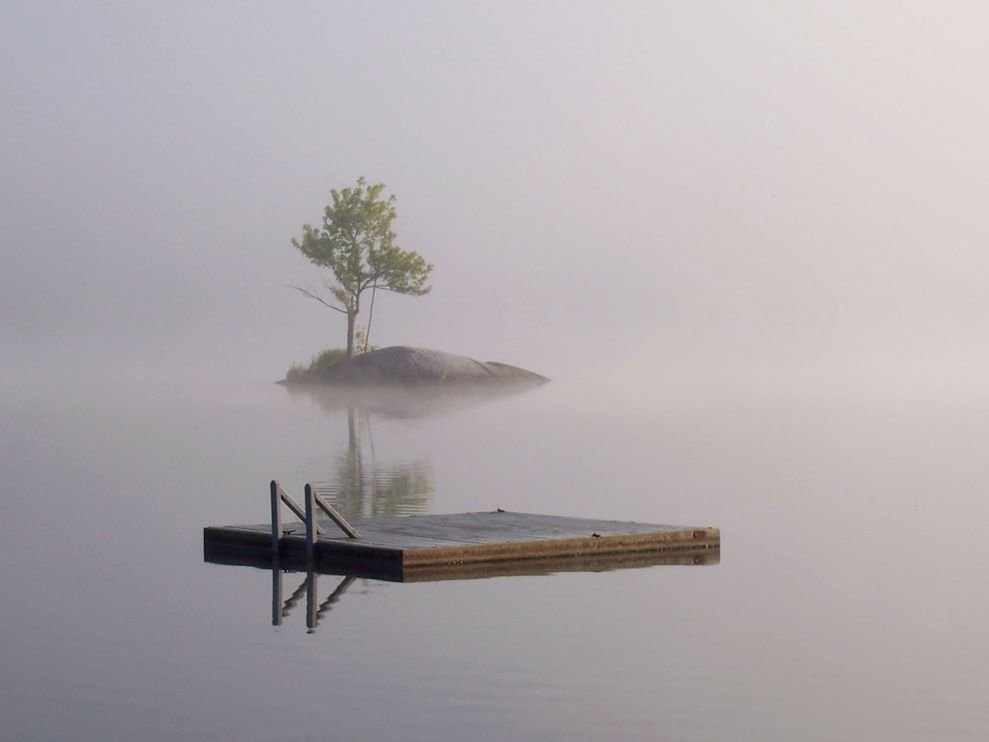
xmin=284 ymin=381 xmax=545 ymax=520
xmin=320 ymin=406 xmax=433 ymax=520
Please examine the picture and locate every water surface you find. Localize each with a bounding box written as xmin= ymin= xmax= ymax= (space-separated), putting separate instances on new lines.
xmin=2 ymin=374 xmax=987 ymax=740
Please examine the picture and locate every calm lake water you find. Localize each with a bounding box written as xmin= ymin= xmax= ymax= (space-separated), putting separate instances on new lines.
xmin=2 ymin=372 xmax=987 ymax=741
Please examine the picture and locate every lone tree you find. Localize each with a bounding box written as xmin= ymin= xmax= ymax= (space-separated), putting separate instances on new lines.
xmin=291 ymin=178 xmax=433 ymax=357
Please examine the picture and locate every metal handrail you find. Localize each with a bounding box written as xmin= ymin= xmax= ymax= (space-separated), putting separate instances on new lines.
xmin=307 ymin=483 xmax=360 ymax=539
xmin=270 ymin=480 xmax=360 ymax=562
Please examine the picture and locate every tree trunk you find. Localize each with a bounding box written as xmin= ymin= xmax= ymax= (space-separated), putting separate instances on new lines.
xmin=364 ymin=284 xmax=377 ymax=352
xmin=345 ymin=310 xmax=356 ymax=357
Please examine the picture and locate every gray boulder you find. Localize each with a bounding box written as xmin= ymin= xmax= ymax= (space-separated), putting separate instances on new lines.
xmin=309 ymin=346 xmax=548 ymax=386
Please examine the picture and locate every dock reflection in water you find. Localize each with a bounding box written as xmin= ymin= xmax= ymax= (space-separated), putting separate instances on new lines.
xmin=273 ymin=570 xmax=356 ymax=634
xmin=268 ymin=551 xmax=719 ymax=633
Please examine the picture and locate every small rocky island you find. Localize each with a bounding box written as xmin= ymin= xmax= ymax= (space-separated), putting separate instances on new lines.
xmin=282 ymin=346 xmax=548 ymax=387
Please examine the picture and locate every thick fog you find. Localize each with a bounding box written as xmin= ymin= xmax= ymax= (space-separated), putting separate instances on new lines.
xmin=4 ymin=2 xmax=988 ymax=396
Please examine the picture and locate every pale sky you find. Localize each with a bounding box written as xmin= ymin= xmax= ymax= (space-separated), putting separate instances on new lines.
xmin=4 ymin=1 xmax=989 ymax=390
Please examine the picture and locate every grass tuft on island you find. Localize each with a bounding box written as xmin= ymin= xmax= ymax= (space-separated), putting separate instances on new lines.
xmin=284 ymin=347 xmax=350 ymax=384
xmin=281 ymin=346 xmax=548 ymax=387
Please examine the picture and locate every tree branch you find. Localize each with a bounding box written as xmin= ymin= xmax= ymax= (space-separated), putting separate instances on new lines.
xmin=360 ymin=275 xmax=383 ymax=293
xmin=288 ymin=285 xmax=348 ymax=314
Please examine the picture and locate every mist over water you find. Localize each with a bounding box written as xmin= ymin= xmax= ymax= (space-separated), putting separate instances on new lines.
xmin=4 ymin=2 xmax=989 ymax=740
xmin=5 ymin=2 xmax=989 ymax=391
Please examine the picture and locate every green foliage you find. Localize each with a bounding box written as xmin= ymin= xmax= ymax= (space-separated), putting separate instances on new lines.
xmin=354 ymin=327 xmax=378 ymax=355
xmin=291 ymin=177 xmax=433 ymax=356
xmin=309 ymin=347 xmax=349 ymax=371
xmin=284 ymin=338 xmax=375 ymax=383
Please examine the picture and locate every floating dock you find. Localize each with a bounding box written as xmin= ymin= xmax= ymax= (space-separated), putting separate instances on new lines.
xmin=204 ymin=484 xmax=720 ymax=581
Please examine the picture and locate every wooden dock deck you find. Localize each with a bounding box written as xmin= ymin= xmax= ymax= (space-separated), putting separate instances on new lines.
xmin=204 ymin=509 xmax=721 ymax=581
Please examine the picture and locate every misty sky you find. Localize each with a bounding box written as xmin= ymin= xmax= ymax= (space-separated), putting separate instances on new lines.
xmin=3 ymin=2 xmax=989 ymax=390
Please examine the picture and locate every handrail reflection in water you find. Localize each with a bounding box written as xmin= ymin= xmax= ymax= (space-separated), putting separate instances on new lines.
xmin=259 ymin=550 xmax=718 ymax=633
xmin=273 ymin=568 xmax=356 ymax=633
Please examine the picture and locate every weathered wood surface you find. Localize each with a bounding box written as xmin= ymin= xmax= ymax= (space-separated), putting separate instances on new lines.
xmin=204 ymin=510 xmax=720 ymax=580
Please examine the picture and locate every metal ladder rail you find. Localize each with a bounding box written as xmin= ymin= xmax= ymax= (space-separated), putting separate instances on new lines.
xmin=270 ymin=480 xmax=361 ymax=562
